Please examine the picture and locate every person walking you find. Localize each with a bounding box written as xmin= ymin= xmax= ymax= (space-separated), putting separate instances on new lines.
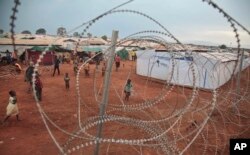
xmin=64 ymin=73 xmax=70 ymax=90
xmin=84 ymin=62 xmax=90 ymax=77
xmin=124 ymin=79 xmax=133 ymax=101
xmin=25 ymin=62 xmax=34 ymax=93
xmin=53 ymin=56 xmax=60 ymax=76
xmin=73 ymin=60 xmax=78 ymax=76
xmin=35 ymin=75 xmax=43 ymax=101
xmin=115 ymin=55 xmax=121 ymax=71
xmin=2 ymin=90 xmax=21 ymax=123
xmin=131 ymin=50 xmax=136 ymax=61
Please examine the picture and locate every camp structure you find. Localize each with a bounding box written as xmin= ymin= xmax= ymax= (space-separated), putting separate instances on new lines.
xmin=136 ymin=50 xmax=250 ymax=90
xmin=116 ymin=47 xmax=129 ymax=60
xmin=80 ymin=46 xmax=106 ymax=62
xmin=25 ymin=46 xmax=57 ymax=65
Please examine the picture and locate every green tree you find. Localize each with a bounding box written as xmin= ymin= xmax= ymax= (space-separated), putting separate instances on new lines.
xmin=21 ymin=30 xmax=31 ymax=34
xmin=101 ymin=35 xmax=107 ymax=41
xmin=73 ymin=32 xmax=79 ymax=37
xmin=57 ymin=27 xmax=66 ymax=36
xmin=219 ymin=44 xmax=227 ymax=49
xmin=36 ymin=28 xmax=46 ymax=35
xmin=0 ymin=29 xmax=4 ymax=34
xmin=87 ymin=33 xmax=92 ymax=38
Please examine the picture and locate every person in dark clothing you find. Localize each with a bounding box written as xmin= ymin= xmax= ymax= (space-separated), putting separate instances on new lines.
xmin=25 ymin=62 xmax=34 ymax=93
xmin=53 ymin=56 xmax=60 ymax=76
xmin=62 ymin=54 xmax=65 ymax=64
xmin=115 ymin=55 xmax=121 ymax=71
xmin=6 ymin=50 xmax=12 ymax=64
xmin=19 ymin=52 xmax=25 ymax=64
xmin=35 ymin=75 xmax=43 ymax=101
xmin=64 ymin=73 xmax=70 ymax=90
xmin=124 ymin=79 xmax=133 ymax=101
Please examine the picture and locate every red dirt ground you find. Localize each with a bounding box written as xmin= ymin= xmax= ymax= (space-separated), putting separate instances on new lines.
xmin=0 ymin=61 xmax=249 ymax=155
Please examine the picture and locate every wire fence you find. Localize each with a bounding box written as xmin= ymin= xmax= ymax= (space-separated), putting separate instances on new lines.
xmin=6 ymin=0 xmax=250 ymax=154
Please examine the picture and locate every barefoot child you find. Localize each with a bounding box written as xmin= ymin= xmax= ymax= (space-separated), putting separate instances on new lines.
xmin=124 ymin=79 xmax=133 ymax=101
xmin=2 ymin=90 xmax=21 ymax=123
xmin=115 ymin=55 xmax=121 ymax=71
xmin=64 ymin=73 xmax=70 ymax=90
xmin=73 ymin=60 xmax=78 ymax=76
xmin=35 ymin=75 xmax=43 ymax=101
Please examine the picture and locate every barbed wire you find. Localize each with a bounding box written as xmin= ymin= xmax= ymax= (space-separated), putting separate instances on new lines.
xmin=7 ymin=0 xmax=250 ymax=155
xmin=9 ymin=0 xmax=21 ymax=53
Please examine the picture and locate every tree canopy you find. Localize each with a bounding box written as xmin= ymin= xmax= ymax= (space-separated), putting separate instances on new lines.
xmin=219 ymin=44 xmax=227 ymax=49
xmin=21 ymin=30 xmax=31 ymax=34
xmin=0 ymin=29 xmax=4 ymax=34
xmin=36 ymin=28 xmax=46 ymax=35
xmin=101 ymin=35 xmax=107 ymax=41
xmin=73 ymin=32 xmax=80 ymax=37
xmin=87 ymin=33 xmax=92 ymax=38
xmin=57 ymin=27 xmax=66 ymax=36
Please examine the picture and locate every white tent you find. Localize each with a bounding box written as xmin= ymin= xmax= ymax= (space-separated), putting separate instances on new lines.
xmin=0 ymin=45 xmax=32 ymax=56
xmin=136 ymin=50 xmax=250 ymax=90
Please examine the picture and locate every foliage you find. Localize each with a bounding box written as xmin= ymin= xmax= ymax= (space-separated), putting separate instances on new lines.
xmin=36 ymin=28 xmax=46 ymax=35
xmin=219 ymin=44 xmax=227 ymax=49
xmin=57 ymin=27 xmax=66 ymax=36
xmin=87 ymin=33 xmax=92 ymax=38
xmin=101 ymin=35 xmax=107 ymax=41
xmin=21 ymin=30 xmax=31 ymax=34
xmin=73 ymin=32 xmax=80 ymax=37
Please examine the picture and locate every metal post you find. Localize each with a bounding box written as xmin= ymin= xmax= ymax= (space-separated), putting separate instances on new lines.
xmin=94 ymin=30 xmax=118 ymax=155
xmin=236 ymin=50 xmax=244 ymax=98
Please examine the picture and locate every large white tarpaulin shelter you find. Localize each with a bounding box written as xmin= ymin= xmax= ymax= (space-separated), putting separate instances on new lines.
xmin=136 ymin=50 xmax=250 ymax=90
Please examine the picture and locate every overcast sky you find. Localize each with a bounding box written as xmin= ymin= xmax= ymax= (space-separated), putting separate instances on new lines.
xmin=0 ymin=0 xmax=249 ymax=48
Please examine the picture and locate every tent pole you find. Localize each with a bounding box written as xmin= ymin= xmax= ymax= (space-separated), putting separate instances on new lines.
xmin=93 ymin=30 xmax=118 ymax=155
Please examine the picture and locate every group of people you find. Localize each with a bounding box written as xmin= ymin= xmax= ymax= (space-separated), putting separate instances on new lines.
xmin=2 ymin=78 xmax=133 ymax=125
xmin=2 ymin=70 xmax=43 ymax=124
xmin=73 ymin=57 xmax=90 ymax=77
xmin=0 ymin=50 xmax=19 ymax=64
xmin=2 ymin=54 xmax=135 ymax=124
xmin=25 ymin=62 xmax=43 ymax=101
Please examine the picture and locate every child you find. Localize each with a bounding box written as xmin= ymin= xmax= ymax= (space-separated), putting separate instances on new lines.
xmin=124 ymin=79 xmax=133 ymax=101
xmin=64 ymin=73 xmax=70 ymax=90
xmin=35 ymin=75 xmax=43 ymax=101
xmin=84 ymin=62 xmax=90 ymax=76
xmin=73 ymin=61 xmax=78 ymax=76
xmin=2 ymin=90 xmax=20 ymax=123
xmin=115 ymin=55 xmax=121 ymax=71
xmin=14 ymin=62 xmax=22 ymax=74
xmin=25 ymin=62 xmax=34 ymax=93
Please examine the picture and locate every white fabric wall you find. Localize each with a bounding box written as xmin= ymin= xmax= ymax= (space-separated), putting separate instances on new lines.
xmin=136 ymin=50 xmax=250 ymax=90
xmin=0 ymin=45 xmax=31 ymax=56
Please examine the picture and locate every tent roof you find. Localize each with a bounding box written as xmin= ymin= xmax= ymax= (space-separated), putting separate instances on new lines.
xmin=199 ymin=52 xmax=237 ymax=62
xmin=29 ymin=45 xmax=71 ymax=52
xmin=63 ymin=39 xmax=77 ymax=42
xmin=83 ymin=47 xmax=102 ymax=52
xmin=29 ymin=45 xmax=58 ymax=51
